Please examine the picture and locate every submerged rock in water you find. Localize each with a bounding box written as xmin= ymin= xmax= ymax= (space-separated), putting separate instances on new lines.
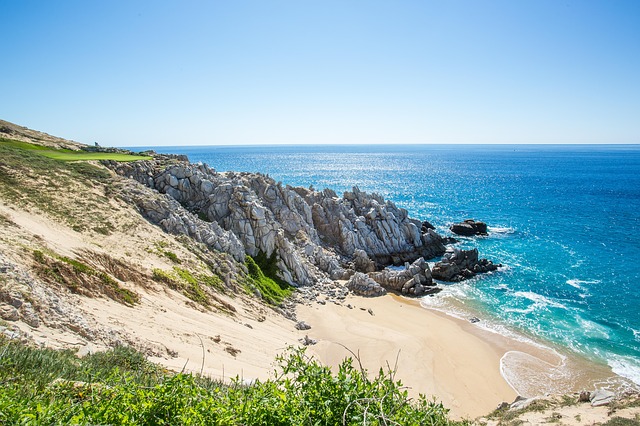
xmin=450 ymin=219 xmax=488 ymax=236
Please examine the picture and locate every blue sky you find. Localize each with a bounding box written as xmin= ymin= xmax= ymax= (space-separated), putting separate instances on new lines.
xmin=2 ymin=0 xmax=639 ymax=146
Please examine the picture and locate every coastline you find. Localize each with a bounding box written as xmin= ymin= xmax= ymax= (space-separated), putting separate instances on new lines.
xmin=296 ymin=292 xmax=516 ymax=419
xmin=420 ymin=295 xmax=636 ymax=397
xmin=295 ymin=291 xmax=631 ymax=419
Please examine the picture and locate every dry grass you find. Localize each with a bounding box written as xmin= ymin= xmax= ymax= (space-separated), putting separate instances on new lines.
xmin=32 ymin=249 xmax=139 ymax=306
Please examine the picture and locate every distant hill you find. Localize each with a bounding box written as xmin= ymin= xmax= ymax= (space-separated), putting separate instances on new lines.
xmin=0 ymin=118 xmax=85 ymax=150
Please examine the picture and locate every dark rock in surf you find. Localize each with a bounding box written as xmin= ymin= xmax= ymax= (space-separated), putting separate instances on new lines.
xmin=432 ymin=247 xmax=500 ymax=282
xmin=421 ymin=220 xmax=435 ymax=232
xmin=450 ymin=219 xmax=488 ymax=236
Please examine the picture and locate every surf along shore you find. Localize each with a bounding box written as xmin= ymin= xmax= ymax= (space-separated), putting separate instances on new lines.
xmin=295 ymin=290 xmax=626 ymax=419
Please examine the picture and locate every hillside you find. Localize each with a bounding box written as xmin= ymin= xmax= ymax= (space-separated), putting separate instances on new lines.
xmin=1 ymin=120 xmax=639 ymax=425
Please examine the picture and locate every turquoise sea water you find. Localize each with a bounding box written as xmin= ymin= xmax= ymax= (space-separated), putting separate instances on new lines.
xmin=140 ymin=144 xmax=640 ymax=388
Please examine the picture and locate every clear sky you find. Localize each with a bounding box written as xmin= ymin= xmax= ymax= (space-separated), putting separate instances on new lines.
xmin=2 ymin=0 xmax=639 ymax=146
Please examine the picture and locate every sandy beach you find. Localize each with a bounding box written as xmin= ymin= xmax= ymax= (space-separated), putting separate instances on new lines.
xmin=295 ymin=293 xmax=516 ymax=418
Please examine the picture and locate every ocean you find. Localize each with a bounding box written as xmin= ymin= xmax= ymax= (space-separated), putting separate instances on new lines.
xmin=137 ymin=144 xmax=640 ymax=391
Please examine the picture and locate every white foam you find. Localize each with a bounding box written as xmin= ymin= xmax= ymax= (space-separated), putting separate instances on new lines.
xmin=566 ymin=278 xmax=601 ymax=290
xmin=571 ymin=259 xmax=585 ymax=268
xmin=500 ymin=350 xmax=570 ymax=396
xmin=608 ymin=354 xmax=640 ymax=388
xmin=513 ymin=291 xmax=568 ymax=310
xmin=419 ymin=293 xmax=564 ymax=356
xmin=488 ymin=226 xmax=515 ymax=234
xmin=576 ymin=316 xmax=610 ymax=339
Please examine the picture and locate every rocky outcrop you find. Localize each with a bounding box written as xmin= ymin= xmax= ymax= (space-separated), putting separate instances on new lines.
xmin=306 ymin=186 xmax=447 ymax=266
xmin=346 ymin=272 xmax=387 ymax=297
xmin=432 ymin=247 xmax=500 ymax=282
xmin=106 ymin=159 xmax=450 ymax=287
xmin=450 ymin=219 xmax=488 ymax=236
xmin=116 ymin=180 xmax=246 ymax=262
xmin=353 ymin=249 xmax=376 ymax=273
xmin=368 ymin=257 xmax=438 ymax=296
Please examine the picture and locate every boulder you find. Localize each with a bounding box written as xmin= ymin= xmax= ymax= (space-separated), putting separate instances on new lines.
xmin=346 ymin=272 xmax=387 ymax=297
xmin=450 ymin=219 xmax=488 ymax=236
xmin=0 ymin=304 xmax=19 ymax=321
xmin=432 ymin=247 xmax=500 ymax=282
xmin=368 ymin=257 xmax=435 ymax=296
xmin=590 ymin=389 xmax=615 ymax=407
xmin=299 ymin=335 xmax=317 ymax=346
xmin=295 ymin=321 xmax=311 ymax=331
xmin=510 ymin=397 xmax=539 ymax=411
xmin=20 ymin=302 xmax=40 ymax=328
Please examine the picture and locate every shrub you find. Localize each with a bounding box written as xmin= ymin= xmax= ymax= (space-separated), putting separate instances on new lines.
xmin=0 ymin=341 xmax=459 ymax=425
xmin=244 ymin=254 xmax=292 ymax=305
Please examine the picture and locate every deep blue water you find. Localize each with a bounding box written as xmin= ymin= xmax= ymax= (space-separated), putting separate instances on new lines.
xmin=136 ymin=144 xmax=640 ymax=386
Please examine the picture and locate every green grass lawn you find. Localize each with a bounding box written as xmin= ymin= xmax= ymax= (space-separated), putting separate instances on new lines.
xmin=41 ymin=150 xmax=151 ymax=161
xmin=0 ymin=138 xmax=151 ymax=162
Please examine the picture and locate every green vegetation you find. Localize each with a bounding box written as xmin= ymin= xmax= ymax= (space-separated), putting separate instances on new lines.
xmin=487 ymin=398 xmax=553 ymax=425
xmin=0 ymin=138 xmax=151 ymax=162
xmin=244 ymin=253 xmax=292 ymax=305
xmin=602 ymin=418 xmax=640 ymax=426
xmin=0 ymin=339 xmax=461 ymax=425
xmin=151 ymin=267 xmax=225 ymax=306
xmin=0 ymin=137 xmax=122 ymax=233
xmin=162 ymin=250 xmax=181 ymax=264
xmin=33 ymin=249 xmax=139 ymax=306
xmin=173 ymin=267 xmax=209 ymax=304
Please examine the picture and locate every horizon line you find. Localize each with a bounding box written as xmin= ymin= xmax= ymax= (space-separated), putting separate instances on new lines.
xmin=113 ymin=141 xmax=640 ymax=149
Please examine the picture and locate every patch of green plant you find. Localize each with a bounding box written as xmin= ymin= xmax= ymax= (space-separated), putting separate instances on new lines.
xmin=602 ymin=417 xmax=640 ymax=426
xmin=487 ymin=398 xmax=555 ymax=425
xmin=33 ymin=249 xmax=46 ymax=264
xmin=162 ymin=250 xmax=181 ymax=264
xmin=92 ymin=224 xmax=114 ymax=235
xmin=33 ymin=250 xmax=139 ymax=306
xmin=559 ymin=394 xmax=577 ymax=406
xmin=244 ymin=253 xmax=292 ymax=305
xmin=173 ymin=267 xmax=209 ymax=305
xmin=152 ymin=268 xmax=177 ymax=286
xmin=152 ymin=267 xmax=225 ymax=306
xmin=198 ymin=273 xmax=225 ymax=292
xmin=197 ymin=210 xmax=212 ymax=222
xmin=0 ymin=341 xmax=461 ymax=425
xmin=58 ymin=255 xmax=93 ymax=274
xmin=42 ymin=151 xmax=152 ymax=162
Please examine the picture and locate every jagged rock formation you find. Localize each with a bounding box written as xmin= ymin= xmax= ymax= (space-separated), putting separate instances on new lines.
xmin=106 ymin=159 xmax=449 ymax=288
xmin=369 ymin=257 xmax=437 ymax=296
xmin=450 ymin=219 xmax=488 ymax=236
xmin=432 ymin=247 xmax=500 ymax=282
xmin=352 ymin=249 xmax=376 ymax=273
xmin=117 ymin=180 xmax=246 ymax=261
xmin=346 ymin=272 xmax=387 ymax=297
